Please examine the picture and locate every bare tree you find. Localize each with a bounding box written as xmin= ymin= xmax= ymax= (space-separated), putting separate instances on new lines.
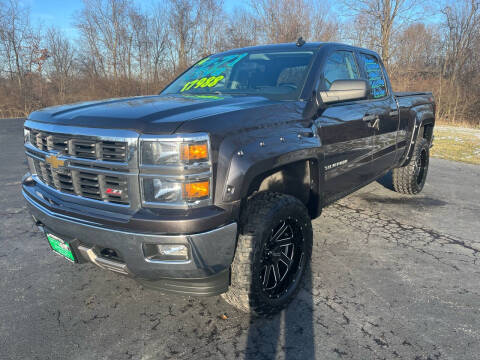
xmin=439 ymin=0 xmax=480 ymax=122
xmin=197 ymin=0 xmax=225 ymax=57
xmin=148 ymin=3 xmax=169 ymax=85
xmin=0 ymin=0 xmax=34 ymax=90
xmin=393 ymin=23 xmax=441 ymax=72
xmin=129 ymin=6 xmax=148 ymax=82
xmin=0 ymin=0 xmax=43 ymax=113
xmin=311 ymin=2 xmax=340 ymax=42
xmin=441 ymin=0 xmax=480 ymax=82
xmin=45 ymin=28 xmax=76 ymax=102
xmin=342 ymin=0 xmax=423 ymax=68
xmin=251 ymin=0 xmax=315 ymax=43
xmin=0 ymin=0 xmax=479 ymax=126
xmin=76 ymin=0 xmax=132 ymax=91
xmin=345 ymin=13 xmax=378 ymax=50
xmin=223 ymin=7 xmax=259 ymax=49
xmin=167 ymin=0 xmax=202 ymax=73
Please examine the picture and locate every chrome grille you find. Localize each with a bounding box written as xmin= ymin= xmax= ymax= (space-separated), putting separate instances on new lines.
xmin=30 ymin=129 xmax=127 ymax=162
xmin=32 ymin=158 xmax=129 ymax=205
xmin=25 ymin=122 xmax=138 ymax=207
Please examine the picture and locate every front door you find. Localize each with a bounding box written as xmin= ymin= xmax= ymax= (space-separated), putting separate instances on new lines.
xmin=314 ymin=50 xmax=376 ymax=202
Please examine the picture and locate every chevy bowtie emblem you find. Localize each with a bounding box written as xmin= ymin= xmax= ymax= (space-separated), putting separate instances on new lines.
xmin=45 ymin=154 xmax=65 ymax=169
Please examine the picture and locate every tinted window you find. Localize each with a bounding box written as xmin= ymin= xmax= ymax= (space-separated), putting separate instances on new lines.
xmin=162 ymin=51 xmax=315 ymax=100
xmin=359 ymin=53 xmax=387 ymax=98
xmin=322 ymin=51 xmax=360 ymax=90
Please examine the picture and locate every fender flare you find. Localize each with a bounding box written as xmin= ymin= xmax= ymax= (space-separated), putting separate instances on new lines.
xmin=220 ymin=132 xmax=323 ymax=204
xmin=400 ymin=106 xmax=435 ymax=167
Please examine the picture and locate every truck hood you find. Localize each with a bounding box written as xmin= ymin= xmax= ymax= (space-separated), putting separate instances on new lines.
xmin=27 ymin=94 xmax=283 ymax=134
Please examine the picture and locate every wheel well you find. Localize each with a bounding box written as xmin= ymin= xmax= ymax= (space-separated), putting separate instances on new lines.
xmin=245 ymin=159 xmax=320 ymax=218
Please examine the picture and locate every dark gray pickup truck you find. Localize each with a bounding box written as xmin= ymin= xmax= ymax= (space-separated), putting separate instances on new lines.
xmin=22 ymin=42 xmax=435 ymax=315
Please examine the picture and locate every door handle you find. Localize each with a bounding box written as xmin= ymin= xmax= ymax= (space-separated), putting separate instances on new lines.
xmin=362 ymin=114 xmax=377 ymax=122
xmin=363 ymin=114 xmax=380 ymax=130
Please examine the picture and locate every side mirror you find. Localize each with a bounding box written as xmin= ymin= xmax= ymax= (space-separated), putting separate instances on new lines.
xmin=319 ymin=79 xmax=369 ymax=104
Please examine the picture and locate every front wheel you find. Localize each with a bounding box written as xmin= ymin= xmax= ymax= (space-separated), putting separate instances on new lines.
xmin=393 ymin=137 xmax=430 ymax=195
xmin=221 ymin=192 xmax=312 ymax=316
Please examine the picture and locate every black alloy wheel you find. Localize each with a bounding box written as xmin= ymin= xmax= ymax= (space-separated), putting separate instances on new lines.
xmin=260 ymin=218 xmax=305 ymax=300
xmin=393 ymin=137 xmax=430 ymax=195
xmin=222 ymin=192 xmax=313 ymax=315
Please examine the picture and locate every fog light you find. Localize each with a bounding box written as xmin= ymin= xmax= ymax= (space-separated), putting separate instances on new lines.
xmin=143 ymin=243 xmax=189 ymax=262
xmin=158 ymin=244 xmax=188 ymax=258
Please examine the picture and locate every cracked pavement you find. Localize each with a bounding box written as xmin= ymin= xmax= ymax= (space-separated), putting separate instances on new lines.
xmin=1 ymin=118 xmax=479 ymax=359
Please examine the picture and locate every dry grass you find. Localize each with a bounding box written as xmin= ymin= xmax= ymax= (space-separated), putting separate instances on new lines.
xmin=436 ymin=119 xmax=480 ymax=129
xmin=431 ymin=126 xmax=480 ymax=165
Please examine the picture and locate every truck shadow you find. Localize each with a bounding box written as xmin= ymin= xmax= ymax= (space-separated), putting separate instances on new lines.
xmin=243 ymin=269 xmax=316 ymax=360
xmin=361 ymin=195 xmax=447 ymax=207
xmin=376 ymin=171 xmax=394 ymax=191
xmin=373 ymin=171 xmax=447 ymax=207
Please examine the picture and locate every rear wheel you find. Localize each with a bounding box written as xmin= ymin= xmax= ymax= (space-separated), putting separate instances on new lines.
xmin=221 ymin=192 xmax=312 ymax=316
xmin=393 ymin=137 xmax=430 ymax=195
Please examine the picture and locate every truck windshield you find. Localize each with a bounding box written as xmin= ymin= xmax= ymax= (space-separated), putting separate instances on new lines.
xmin=162 ymin=50 xmax=315 ymax=100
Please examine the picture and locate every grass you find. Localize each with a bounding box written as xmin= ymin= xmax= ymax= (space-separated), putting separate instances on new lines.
xmin=431 ymin=126 xmax=480 ymax=165
xmin=436 ymin=119 xmax=480 ymax=129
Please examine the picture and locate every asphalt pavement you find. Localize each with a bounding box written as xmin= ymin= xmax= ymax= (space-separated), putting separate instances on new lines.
xmin=1 ymin=118 xmax=479 ymax=360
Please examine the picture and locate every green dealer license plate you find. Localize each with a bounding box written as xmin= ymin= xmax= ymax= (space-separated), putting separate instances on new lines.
xmin=46 ymin=233 xmax=75 ymax=262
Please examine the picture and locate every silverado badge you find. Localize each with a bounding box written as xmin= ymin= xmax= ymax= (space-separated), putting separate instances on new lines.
xmin=45 ymin=154 xmax=65 ymax=169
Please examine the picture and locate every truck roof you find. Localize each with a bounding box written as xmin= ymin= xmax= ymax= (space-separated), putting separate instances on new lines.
xmin=221 ymin=42 xmax=325 ymax=53
xmin=217 ymin=41 xmax=381 ymax=59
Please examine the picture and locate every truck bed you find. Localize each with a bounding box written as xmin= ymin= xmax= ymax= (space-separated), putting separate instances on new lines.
xmin=394 ymin=91 xmax=432 ymax=97
xmin=394 ymin=92 xmax=434 ymax=110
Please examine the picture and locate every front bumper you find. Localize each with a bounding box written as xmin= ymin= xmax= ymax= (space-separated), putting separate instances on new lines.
xmin=23 ymin=176 xmax=238 ymax=296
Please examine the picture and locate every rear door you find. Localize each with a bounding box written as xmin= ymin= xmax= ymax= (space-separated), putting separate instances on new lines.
xmin=314 ymin=49 xmax=376 ymax=202
xmin=357 ymin=52 xmax=400 ymax=176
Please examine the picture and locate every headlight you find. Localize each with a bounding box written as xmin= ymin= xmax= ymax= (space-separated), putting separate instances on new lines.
xmin=24 ymin=128 xmax=30 ymax=144
xmin=143 ymin=178 xmax=183 ymax=203
xmin=141 ymin=141 xmax=181 ymax=165
xmin=139 ymin=134 xmax=212 ymax=208
xmin=141 ymin=136 xmax=209 ymax=166
xmin=142 ymin=178 xmax=210 ymax=204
